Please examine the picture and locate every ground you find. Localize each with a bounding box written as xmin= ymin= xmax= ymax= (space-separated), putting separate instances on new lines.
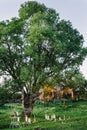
xmin=0 ymin=100 xmax=87 ymax=130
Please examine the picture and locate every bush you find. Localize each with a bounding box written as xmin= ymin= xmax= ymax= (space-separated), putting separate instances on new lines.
xmin=0 ymin=88 xmax=10 ymax=106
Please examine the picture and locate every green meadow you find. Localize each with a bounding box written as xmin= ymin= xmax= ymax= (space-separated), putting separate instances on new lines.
xmin=0 ymin=100 xmax=87 ymax=130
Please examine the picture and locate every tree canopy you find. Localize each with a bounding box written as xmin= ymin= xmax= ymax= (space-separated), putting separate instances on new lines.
xmin=0 ymin=1 xmax=87 ymax=94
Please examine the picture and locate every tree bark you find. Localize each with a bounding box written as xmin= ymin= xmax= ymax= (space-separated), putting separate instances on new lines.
xmin=21 ymin=88 xmax=37 ymax=118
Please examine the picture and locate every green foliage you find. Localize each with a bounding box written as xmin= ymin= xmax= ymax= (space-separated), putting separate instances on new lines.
xmin=19 ymin=1 xmax=47 ymax=19
xmin=60 ymin=70 xmax=85 ymax=88
xmin=0 ymin=88 xmax=10 ymax=106
xmin=0 ymin=1 xmax=87 ymax=94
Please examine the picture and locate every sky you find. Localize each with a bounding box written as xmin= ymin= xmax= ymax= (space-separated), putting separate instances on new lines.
xmin=0 ymin=0 xmax=87 ymax=79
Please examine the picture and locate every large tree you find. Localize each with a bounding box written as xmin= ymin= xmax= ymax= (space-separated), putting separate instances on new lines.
xmin=0 ymin=1 xmax=87 ymax=116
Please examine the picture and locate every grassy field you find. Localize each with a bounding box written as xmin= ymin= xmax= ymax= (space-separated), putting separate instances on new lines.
xmin=0 ymin=100 xmax=87 ymax=130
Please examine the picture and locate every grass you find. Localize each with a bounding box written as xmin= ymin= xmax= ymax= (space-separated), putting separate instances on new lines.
xmin=0 ymin=100 xmax=87 ymax=130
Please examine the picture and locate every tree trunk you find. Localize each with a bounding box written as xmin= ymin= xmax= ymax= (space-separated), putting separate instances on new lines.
xmin=21 ymin=89 xmax=35 ymax=118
